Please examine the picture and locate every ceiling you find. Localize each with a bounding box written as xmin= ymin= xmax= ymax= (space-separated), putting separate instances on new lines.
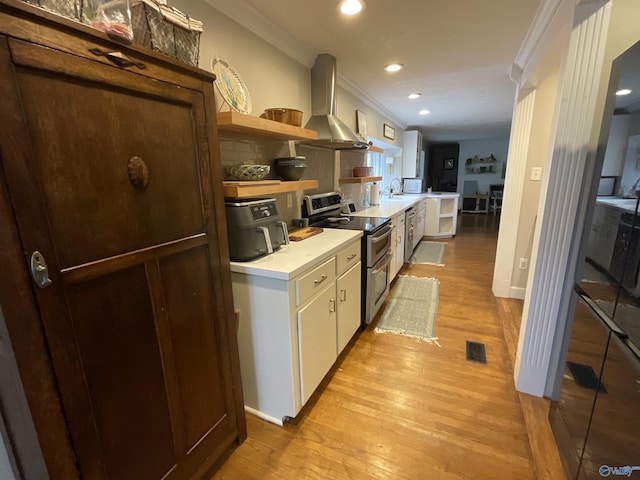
xmin=207 ymin=0 xmax=543 ymax=141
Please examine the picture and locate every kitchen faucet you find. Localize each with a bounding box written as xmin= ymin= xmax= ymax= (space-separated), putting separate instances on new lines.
xmin=389 ymin=178 xmax=402 ymax=197
xmin=629 ymin=176 xmax=640 ymax=197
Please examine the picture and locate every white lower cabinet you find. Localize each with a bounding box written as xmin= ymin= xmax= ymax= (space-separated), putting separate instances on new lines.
xmin=298 ymin=284 xmax=337 ymax=404
xmin=390 ymin=212 xmax=405 ymax=279
xmin=232 ymin=239 xmax=361 ymax=424
xmin=414 ymin=199 xmax=427 ymax=249
xmin=337 ymin=262 xmax=361 ymax=353
xmin=425 ymin=195 xmax=459 ymax=238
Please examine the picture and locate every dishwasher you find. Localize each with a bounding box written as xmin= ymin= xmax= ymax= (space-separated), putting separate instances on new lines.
xmin=404 ymin=207 xmax=416 ymax=262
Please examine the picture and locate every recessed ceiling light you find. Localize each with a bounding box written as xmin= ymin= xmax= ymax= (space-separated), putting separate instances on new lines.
xmin=616 ymin=88 xmax=632 ymax=96
xmin=408 ymin=93 xmax=422 ymax=99
xmin=338 ymin=0 xmax=365 ymax=15
xmin=384 ymin=63 xmax=403 ymax=73
xmin=419 ymin=109 xmax=430 ymax=115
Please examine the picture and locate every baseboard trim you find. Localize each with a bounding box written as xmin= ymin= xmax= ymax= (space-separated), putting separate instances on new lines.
xmin=244 ymin=405 xmax=284 ymax=426
xmin=510 ymin=286 xmax=526 ymax=299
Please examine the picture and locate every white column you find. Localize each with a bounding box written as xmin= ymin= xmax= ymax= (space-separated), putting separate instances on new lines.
xmin=515 ymin=0 xmax=612 ymax=396
xmin=493 ymin=88 xmax=536 ymax=298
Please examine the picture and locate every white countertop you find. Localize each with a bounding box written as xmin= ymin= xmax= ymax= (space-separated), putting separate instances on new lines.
xmin=596 ymin=196 xmax=639 ymax=213
xmin=355 ymin=192 xmax=459 ymax=217
xmin=230 ymin=229 xmax=362 ymax=280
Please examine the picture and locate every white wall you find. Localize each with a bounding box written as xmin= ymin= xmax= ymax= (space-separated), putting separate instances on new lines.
xmin=170 ymin=0 xmax=404 ymax=148
xmin=170 ymin=0 xmax=312 ymax=120
xmin=457 ymin=138 xmax=509 ymax=194
xmin=511 ymin=67 xmax=560 ymax=291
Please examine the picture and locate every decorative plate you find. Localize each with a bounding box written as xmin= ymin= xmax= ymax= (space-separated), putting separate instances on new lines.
xmin=211 ymin=56 xmax=252 ymax=114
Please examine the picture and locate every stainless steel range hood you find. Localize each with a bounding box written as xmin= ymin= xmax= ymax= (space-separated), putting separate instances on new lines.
xmin=303 ymin=54 xmax=368 ymax=150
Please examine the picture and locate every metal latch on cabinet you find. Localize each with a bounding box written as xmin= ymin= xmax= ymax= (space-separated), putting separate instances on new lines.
xmin=30 ymin=251 xmax=52 ymax=288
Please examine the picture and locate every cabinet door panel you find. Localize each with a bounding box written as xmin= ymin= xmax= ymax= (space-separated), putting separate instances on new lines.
xmin=159 ymin=246 xmax=230 ymax=451
xmin=0 ymin=30 xmax=243 ymax=480
xmin=66 ymin=266 xmax=176 ymax=480
xmin=337 ymin=262 xmax=361 ymax=353
xmin=13 ymin=42 xmax=204 ymax=269
xmin=297 ymin=286 xmax=337 ymax=404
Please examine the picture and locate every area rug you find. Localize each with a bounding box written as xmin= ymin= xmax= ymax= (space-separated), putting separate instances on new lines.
xmin=409 ymin=241 xmax=446 ymax=266
xmin=375 ymin=275 xmax=439 ymax=344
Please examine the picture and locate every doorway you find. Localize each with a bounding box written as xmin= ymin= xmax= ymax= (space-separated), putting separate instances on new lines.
xmin=428 ymin=143 xmax=459 ymax=192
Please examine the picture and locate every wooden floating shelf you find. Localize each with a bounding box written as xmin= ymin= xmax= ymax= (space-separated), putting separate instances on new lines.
xmin=338 ymin=176 xmax=383 ymax=184
xmin=367 ymin=145 xmax=384 ymax=153
xmin=217 ymin=111 xmax=318 ymax=141
xmin=222 ymin=179 xmax=319 ymax=198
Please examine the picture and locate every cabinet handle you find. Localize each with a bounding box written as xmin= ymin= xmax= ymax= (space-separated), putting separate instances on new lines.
xmin=340 ymin=289 xmax=346 ymax=301
xmin=347 ymin=253 xmax=357 ymax=260
xmin=314 ymin=274 xmax=327 ymax=285
xmin=329 ymin=299 xmax=336 ymax=312
xmin=88 ymin=48 xmax=147 ymax=69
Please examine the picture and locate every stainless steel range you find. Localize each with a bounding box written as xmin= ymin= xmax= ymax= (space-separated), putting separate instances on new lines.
xmin=303 ymin=192 xmax=392 ymax=327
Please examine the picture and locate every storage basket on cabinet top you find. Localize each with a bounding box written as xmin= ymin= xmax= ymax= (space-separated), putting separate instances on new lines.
xmin=130 ymin=0 xmax=202 ymax=66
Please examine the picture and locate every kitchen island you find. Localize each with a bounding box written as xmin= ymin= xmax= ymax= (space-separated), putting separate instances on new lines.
xmin=230 ymin=229 xmax=362 ymax=425
xmin=357 ymin=193 xmax=460 ymax=238
xmin=355 ymin=193 xmax=459 ymax=276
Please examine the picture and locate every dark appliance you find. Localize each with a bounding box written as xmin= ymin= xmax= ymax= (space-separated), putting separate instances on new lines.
xmin=404 ymin=206 xmax=416 ymax=262
xmin=550 ymin=85 xmax=640 ymax=480
xmin=302 ymin=192 xmax=392 ymax=327
xmin=225 ymin=198 xmax=289 ymax=261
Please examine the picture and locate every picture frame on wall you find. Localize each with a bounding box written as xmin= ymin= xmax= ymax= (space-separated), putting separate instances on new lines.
xmin=383 ymin=124 xmax=395 ymax=140
xmin=356 ymin=110 xmax=367 ymax=139
xmin=444 ymin=158 xmax=455 ymax=170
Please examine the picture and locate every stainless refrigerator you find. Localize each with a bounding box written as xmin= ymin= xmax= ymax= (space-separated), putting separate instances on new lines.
xmin=550 ymin=41 xmax=640 ymax=480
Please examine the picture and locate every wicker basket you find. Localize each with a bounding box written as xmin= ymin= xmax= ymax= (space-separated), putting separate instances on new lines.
xmin=22 ymin=0 xmax=81 ymax=22
xmin=227 ymin=165 xmax=270 ymax=182
xmin=131 ymin=0 xmax=201 ymax=66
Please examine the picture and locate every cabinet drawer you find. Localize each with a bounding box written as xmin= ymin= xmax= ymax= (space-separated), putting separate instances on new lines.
xmin=296 ymin=258 xmax=336 ymax=306
xmin=336 ymin=240 xmax=361 ymax=275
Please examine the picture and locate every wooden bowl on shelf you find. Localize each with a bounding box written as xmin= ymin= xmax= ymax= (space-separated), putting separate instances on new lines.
xmin=262 ymin=108 xmax=303 ymax=127
xmin=353 ymin=166 xmax=373 ymax=177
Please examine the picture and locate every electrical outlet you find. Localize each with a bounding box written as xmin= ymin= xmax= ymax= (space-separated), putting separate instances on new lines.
xmin=519 ymin=258 xmax=529 ymax=270
xmin=531 ymin=167 xmax=542 ymax=181
xmin=286 ymin=193 xmax=292 ymax=209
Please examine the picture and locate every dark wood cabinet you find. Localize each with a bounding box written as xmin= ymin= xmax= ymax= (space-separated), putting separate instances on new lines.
xmin=0 ymin=1 xmax=245 ymax=478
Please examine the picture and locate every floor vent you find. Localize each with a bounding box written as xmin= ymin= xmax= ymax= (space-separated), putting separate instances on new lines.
xmin=466 ymin=341 xmax=487 ymax=364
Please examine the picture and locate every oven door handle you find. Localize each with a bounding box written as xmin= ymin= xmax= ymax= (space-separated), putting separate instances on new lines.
xmin=371 ymin=226 xmax=393 ymax=244
xmin=372 ymin=252 xmax=393 ymax=274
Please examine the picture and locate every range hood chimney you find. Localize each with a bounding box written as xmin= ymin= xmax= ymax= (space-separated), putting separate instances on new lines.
xmin=303 ymin=54 xmax=369 ymax=150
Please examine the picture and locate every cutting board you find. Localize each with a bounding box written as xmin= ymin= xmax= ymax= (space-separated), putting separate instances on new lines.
xmin=288 ymin=227 xmax=323 ymax=241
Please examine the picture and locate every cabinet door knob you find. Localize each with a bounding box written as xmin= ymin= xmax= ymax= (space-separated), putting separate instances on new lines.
xmin=340 ymin=289 xmax=346 ymax=301
xmin=329 ymin=299 xmax=336 ymax=312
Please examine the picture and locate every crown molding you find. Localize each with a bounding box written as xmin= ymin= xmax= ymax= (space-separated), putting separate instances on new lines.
xmin=337 ymin=74 xmax=408 ymax=130
xmin=513 ymin=0 xmax=566 ymax=74
xmin=202 ymin=0 xmax=317 ymax=67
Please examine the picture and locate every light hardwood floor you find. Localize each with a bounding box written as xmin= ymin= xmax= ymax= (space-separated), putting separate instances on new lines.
xmin=213 ymin=213 xmax=565 ymax=480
